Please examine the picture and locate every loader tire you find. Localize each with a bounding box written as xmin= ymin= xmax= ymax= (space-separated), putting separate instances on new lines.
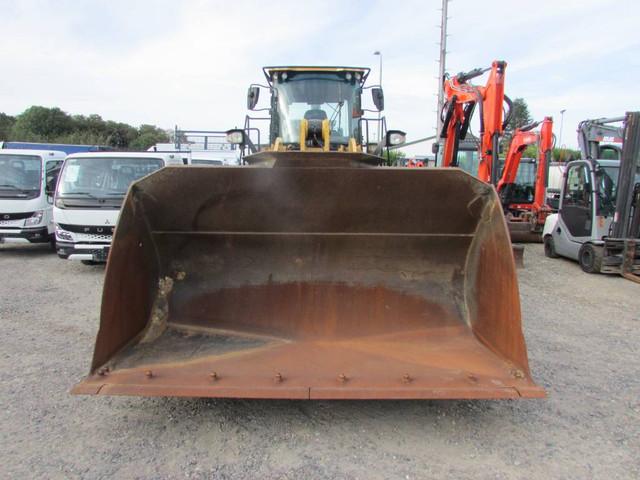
xmin=578 ymin=243 xmax=603 ymax=274
xmin=543 ymin=235 xmax=558 ymax=258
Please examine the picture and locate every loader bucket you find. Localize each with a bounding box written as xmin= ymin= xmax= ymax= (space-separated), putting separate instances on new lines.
xmin=73 ymin=158 xmax=545 ymax=399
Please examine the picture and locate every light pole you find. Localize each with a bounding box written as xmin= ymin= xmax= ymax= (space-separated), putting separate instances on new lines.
xmin=373 ymin=51 xmax=382 ymax=144
xmin=559 ymin=109 xmax=566 ymax=147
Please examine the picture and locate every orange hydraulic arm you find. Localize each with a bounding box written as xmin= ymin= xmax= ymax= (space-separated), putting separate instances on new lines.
xmin=497 ymin=116 xmax=554 ymax=219
xmin=440 ymin=60 xmax=510 ymax=183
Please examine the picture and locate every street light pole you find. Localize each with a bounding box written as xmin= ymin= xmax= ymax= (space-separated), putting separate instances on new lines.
xmin=559 ymin=109 xmax=566 ymax=147
xmin=373 ymin=50 xmax=382 ymax=144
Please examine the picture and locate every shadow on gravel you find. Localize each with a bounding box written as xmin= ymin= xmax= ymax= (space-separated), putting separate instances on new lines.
xmin=111 ymin=396 xmax=545 ymax=429
xmin=0 ymin=243 xmax=54 ymax=257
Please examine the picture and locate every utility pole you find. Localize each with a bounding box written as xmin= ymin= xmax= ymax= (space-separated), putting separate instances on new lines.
xmin=436 ymin=0 xmax=449 ymax=138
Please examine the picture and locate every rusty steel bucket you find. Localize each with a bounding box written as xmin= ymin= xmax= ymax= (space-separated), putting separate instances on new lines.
xmin=73 ymin=155 xmax=545 ymax=399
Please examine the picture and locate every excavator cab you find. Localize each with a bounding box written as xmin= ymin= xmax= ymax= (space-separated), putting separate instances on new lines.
xmin=73 ymin=66 xmax=544 ymax=400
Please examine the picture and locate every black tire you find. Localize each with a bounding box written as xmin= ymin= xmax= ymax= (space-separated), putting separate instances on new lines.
xmin=543 ymin=235 xmax=558 ymax=258
xmin=578 ymin=243 xmax=603 ymax=274
xmin=49 ymin=235 xmax=57 ymax=252
xmin=81 ymin=260 xmax=98 ymax=266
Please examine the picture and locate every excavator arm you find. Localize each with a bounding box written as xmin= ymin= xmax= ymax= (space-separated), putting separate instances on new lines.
xmin=440 ymin=61 xmax=509 ymax=183
xmin=577 ymin=117 xmax=625 ymax=160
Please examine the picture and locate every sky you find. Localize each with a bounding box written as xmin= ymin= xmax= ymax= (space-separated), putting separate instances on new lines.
xmin=1 ymin=0 xmax=639 ymax=154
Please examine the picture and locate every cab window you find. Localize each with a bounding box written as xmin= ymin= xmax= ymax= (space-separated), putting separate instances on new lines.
xmin=563 ymin=164 xmax=592 ymax=208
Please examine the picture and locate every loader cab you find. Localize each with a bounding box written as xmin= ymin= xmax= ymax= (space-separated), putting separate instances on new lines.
xmin=235 ymin=66 xmax=404 ymax=159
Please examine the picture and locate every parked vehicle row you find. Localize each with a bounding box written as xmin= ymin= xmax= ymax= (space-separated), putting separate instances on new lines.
xmin=0 ymin=145 xmax=230 ymax=265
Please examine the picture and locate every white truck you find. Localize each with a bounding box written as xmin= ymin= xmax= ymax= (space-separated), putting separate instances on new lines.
xmin=0 ymin=149 xmax=66 ymax=247
xmin=53 ymin=151 xmax=183 ymax=264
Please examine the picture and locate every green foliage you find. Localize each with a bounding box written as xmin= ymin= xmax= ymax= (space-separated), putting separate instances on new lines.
xmin=552 ymin=147 xmax=581 ymax=162
xmin=506 ymin=98 xmax=533 ymax=133
xmin=501 ymin=98 xmax=534 ymax=153
xmin=0 ymin=113 xmax=16 ymax=140
xmin=384 ymin=149 xmax=406 ymax=166
xmin=2 ymin=106 xmax=168 ymax=150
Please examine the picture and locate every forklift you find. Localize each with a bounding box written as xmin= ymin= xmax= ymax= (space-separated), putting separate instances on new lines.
xmin=543 ymin=113 xmax=640 ymax=281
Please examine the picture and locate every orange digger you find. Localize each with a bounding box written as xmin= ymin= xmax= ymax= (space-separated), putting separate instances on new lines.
xmin=72 ymin=66 xmax=544 ymax=400
xmin=497 ymin=117 xmax=555 ymax=242
xmin=439 ymin=61 xmax=511 ymax=184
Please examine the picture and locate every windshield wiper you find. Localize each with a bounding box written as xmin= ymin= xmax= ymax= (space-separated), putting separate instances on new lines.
xmin=0 ymin=184 xmax=19 ymax=189
xmin=61 ymin=192 xmax=100 ymax=199
xmin=105 ymin=192 xmax=126 ymax=196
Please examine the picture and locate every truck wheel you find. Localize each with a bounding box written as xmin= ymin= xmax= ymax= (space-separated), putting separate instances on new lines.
xmin=578 ymin=243 xmax=603 ymax=273
xmin=543 ymin=235 xmax=558 ymax=258
xmin=81 ymin=260 xmax=98 ymax=266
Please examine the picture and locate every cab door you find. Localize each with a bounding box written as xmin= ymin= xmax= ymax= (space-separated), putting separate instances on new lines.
xmin=554 ymin=162 xmax=593 ymax=257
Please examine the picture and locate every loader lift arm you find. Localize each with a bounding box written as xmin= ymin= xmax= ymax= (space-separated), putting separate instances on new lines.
xmin=439 ymin=60 xmax=511 ymax=184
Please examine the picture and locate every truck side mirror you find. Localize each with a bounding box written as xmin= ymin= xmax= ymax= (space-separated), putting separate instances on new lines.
xmin=372 ymin=87 xmax=384 ymax=111
xmin=247 ymin=86 xmax=260 ymax=110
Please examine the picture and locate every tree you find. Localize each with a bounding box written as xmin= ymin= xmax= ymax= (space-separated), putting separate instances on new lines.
xmin=501 ymin=97 xmax=534 ymax=154
xmin=3 ymin=105 xmax=169 ymax=150
xmin=383 ymin=149 xmax=406 ymax=166
xmin=505 ymin=97 xmax=533 ymax=133
xmin=0 ymin=113 xmax=15 ymax=140
xmin=10 ymin=106 xmax=74 ymax=141
xmin=129 ymin=125 xmax=170 ymax=150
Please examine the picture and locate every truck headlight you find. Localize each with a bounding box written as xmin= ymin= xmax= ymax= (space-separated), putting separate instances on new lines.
xmin=55 ymin=225 xmax=73 ymax=241
xmin=55 ymin=198 xmax=65 ymax=209
xmin=24 ymin=210 xmax=44 ymax=226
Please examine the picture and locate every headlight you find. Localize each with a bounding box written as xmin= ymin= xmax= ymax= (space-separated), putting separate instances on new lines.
xmin=55 ymin=198 xmax=65 ymax=209
xmin=24 ymin=210 xmax=44 ymax=226
xmin=385 ymin=130 xmax=407 ymax=147
xmin=55 ymin=225 xmax=73 ymax=241
xmin=226 ymin=129 xmax=245 ymax=145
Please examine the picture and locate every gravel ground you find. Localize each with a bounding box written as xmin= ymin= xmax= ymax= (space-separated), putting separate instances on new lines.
xmin=1 ymin=242 xmax=639 ymax=479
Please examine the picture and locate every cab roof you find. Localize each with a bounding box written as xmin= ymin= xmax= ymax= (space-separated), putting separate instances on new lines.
xmin=0 ymin=149 xmax=66 ymax=159
xmin=65 ymin=151 xmax=181 ymax=160
xmin=263 ymin=66 xmax=370 ymax=85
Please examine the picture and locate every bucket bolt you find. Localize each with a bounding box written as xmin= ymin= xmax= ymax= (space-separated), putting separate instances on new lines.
xmin=209 ymin=372 xmax=218 ymax=381
xmin=145 ymin=370 xmax=153 ymax=379
xmin=338 ymin=373 xmax=348 ymax=383
xmin=402 ymin=374 xmax=412 ymax=384
xmin=275 ymin=373 xmax=284 ymax=383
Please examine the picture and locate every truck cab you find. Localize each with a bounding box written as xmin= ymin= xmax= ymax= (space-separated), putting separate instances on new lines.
xmin=0 ymin=149 xmax=65 ymax=247
xmin=53 ymin=152 xmax=183 ymax=264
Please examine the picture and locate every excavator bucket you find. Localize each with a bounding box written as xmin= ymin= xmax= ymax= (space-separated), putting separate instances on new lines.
xmin=73 ymin=157 xmax=545 ymax=399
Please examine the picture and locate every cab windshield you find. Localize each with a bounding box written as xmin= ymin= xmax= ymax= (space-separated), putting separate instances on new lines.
xmin=273 ymin=72 xmax=360 ymax=146
xmin=0 ymin=154 xmax=42 ymax=199
xmin=58 ymin=157 xmax=164 ymax=198
xmin=597 ymin=165 xmax=640 ymax=214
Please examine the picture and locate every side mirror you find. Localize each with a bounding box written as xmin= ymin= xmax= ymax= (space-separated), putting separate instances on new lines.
xmin=247 ymin=86 xmax=260 ymax=110
xmin=431 ymin=142 xmax=440 ymax=154
xmin=372 ymin=87 xmax=384 ymax=111
xmin=385 ymin=130 xmax=406 ymax=147
xmin=226 ymin=129 xmax=246 ymax=145
xmin=45 ymin=166 xmax=61 ymax=196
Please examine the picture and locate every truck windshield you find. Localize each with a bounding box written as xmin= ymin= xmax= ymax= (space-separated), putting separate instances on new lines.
xmin=274 ymin=73 xmax=359 ymax=146
xmin=58 ymin=157 xmax=164 ymax=197
xmin=0 ymin=154 xmax=42 ymax=199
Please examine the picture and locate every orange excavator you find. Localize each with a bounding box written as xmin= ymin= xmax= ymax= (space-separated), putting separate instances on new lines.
xmin=497 ymin=117 xmax=555 ymax=242
xmin=439 ymin=60 xmax=511 ymax=184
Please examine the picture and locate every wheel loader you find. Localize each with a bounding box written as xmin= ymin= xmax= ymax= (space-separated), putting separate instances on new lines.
xmin=73 ymin=66 xmax=545 ymax=399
